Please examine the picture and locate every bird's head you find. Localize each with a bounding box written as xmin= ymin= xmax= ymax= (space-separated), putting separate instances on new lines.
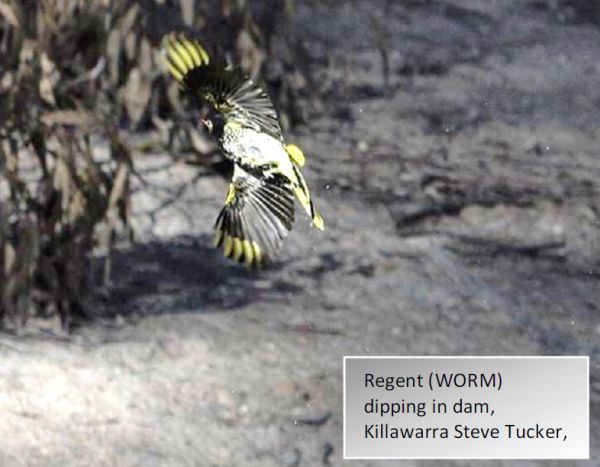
xmin=201 ymin=108 xmax=224 ymax=138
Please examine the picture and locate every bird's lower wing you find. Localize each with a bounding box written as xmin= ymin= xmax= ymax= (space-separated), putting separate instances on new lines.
xmin=214 ymin=165 xmax=295 ymax=268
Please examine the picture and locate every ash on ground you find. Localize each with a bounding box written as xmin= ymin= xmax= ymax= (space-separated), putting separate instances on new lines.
xmin=1 ymin=1 xmax=599 ymax=466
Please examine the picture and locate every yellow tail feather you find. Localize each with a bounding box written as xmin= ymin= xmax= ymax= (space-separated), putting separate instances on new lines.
xmin=292 ymin=167 xmax=325 ymax=230
xmin=285 ymin=144 xmax=305 ymax=167
xmin=312 ymin=211 xmax=325 ymax=231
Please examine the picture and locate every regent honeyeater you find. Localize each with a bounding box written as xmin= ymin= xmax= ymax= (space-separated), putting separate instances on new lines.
xmin=163 ymin=33 xmax=324 ymax=268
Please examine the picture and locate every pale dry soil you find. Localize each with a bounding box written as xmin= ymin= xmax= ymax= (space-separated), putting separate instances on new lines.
xmin=1 ymin=1 xmax=599 ymax=466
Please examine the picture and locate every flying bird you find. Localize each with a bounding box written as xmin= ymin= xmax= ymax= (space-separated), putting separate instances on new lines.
xmin=163 ymin=33 xmax=324 ymax=268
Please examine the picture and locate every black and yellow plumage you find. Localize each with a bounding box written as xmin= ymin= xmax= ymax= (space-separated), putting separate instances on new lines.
xmin=163 ymin=33 xmax=324 ymax=268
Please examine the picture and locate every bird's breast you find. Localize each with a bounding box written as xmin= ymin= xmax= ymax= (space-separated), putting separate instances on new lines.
xmin=222 ymin=127 xmax=288 ymax=169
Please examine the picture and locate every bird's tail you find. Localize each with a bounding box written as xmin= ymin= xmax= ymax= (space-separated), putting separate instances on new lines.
xmin=285 ymin=144 xmax=306 ymax=167
xmin=290 ymin=164 xmax=324 ymax=230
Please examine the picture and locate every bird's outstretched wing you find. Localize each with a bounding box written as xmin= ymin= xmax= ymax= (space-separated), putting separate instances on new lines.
xmin=163 ymin=33 xmax=283 ymax=139
xmin=214 ymin=164 xmax=295 ymax=267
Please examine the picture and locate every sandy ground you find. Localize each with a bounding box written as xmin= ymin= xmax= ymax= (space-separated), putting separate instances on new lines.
xmin=1 ymin=0 xmax=599 ymax=465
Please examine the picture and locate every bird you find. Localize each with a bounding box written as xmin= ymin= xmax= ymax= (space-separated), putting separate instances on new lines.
xmin=163 ymin=33 xmax=324 ymax=268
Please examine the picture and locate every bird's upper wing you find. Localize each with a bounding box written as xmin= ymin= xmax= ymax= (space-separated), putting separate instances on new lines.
xmin=214 ymin=164 xmax=295 ymax=267
xmin=164 ymin=33 xmax=283 ymax=140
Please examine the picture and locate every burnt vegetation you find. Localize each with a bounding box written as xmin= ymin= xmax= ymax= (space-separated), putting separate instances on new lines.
xmin=0 ymin=0 xmax=298 ymax=332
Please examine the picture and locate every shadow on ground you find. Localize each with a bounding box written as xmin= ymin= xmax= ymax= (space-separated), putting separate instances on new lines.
xmin=94 ymin=235 xmax=303 ymax=318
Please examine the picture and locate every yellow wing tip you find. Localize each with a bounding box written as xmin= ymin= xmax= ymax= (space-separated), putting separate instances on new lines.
xmin=223 ymin=236 xmax=234 ymax=257
xmin=162 ymin=32 xmax=210 ymax=82
xmin=219 ymin=234 xmax=265 ymax=269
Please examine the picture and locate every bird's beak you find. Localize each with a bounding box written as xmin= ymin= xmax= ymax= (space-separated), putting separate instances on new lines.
xmin=201 ymin=117 xmax=213 ymax=133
